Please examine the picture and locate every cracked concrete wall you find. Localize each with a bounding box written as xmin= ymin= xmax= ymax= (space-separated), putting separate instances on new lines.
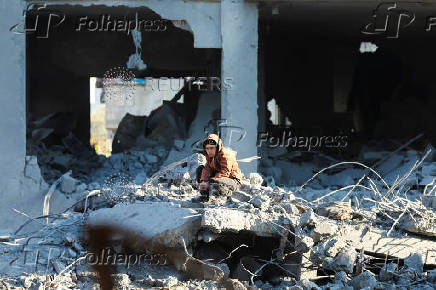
xmin=0 ymin=0 xmax=53 ymax=233
xmin=221 ymin=0 xmax=258 ymax=174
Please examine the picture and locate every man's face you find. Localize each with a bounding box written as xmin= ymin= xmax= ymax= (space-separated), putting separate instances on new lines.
xmin=205 ymin=145 xmax=216 ymax=157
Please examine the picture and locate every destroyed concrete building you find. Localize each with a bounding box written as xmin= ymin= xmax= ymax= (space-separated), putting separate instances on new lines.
xmin=2 ymin=0 xmax=436 ymax=289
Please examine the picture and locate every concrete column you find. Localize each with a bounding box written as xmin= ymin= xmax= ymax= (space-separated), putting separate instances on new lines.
xmin=0 ymin=0 xmax=27 ymax=230
xmin=221 ymin=0 xmax=258 ymax=174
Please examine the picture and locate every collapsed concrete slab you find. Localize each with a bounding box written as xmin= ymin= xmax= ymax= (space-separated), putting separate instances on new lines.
xmin=300 ymin=213 xmax=436 ymax=267
xmin=87 ymin=202 xmax=201 ymax=248
xmin=201 ymin=207 xmax=282 ymax=237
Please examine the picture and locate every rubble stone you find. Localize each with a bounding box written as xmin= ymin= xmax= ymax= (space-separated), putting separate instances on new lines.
xmin=231 ymin=190 xmax=252 ymax=202
xmin=75 ymin=183 xmax=87 ymax=193
xmin=250 ymin=194 xmax=270 ymax=210
xmin=294 ymin=279 xmax=320 ymax=290
xmin=351 ymin=271 xmax=377 ymax=290
xmin=330 ymin=248 xmax=357 ymax=273
xmin=299 ymin=209 xmax=317 ymax=227
xmin=404 ymin=253 xmax=424 ymax=274
xmin=295 ymin=236 xmax=314 ymax=253
xmin=427 ymin=269 xmax=436 ymax=282
xmin=399 ymin=215 xmax=436 ymax=237
xmin=335 ymin=271 xmax=348 ymax=283
xmin=311 ymin=222 xmax=338 ymax=242
xmin=249 ymin=173 xmax=263 ymax=186
xmin=223 ymin=278 xmax=247 ymax=290
xmin=201 ymin=207 xmax=281 ymax=237
xmin=379 ymin=262 xmax=397 ymax=282
xmin=145 ymin=153 xmax=159 ymax=163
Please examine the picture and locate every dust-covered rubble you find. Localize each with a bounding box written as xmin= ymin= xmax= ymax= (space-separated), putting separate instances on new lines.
xmin=3 ymin=144 xmax=436 ymax=289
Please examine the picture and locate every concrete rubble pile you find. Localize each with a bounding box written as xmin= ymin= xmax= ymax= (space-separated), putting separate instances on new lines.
xmin=2 ymin=144 xmax=436 ymax=289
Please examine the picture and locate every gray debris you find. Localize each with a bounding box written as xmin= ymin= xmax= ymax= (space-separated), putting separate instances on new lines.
xmin=351 ymin=271 xmax=377 ymax=290
xmin=232 ymin=190 xmax=252 ymax=202
xmin=249 ymin=173 xmax=263 ymax=187
xmin=61 ymin=173 xmax=78 ymax=193
xmin=404 ymin=253 xmax=424 ymax=274
xmin=379 ymin=262 xmax=397 ymax=282
xmin=295 ymin=235 xmax=314 ymax=253
xmin=249 ymin=194 xmax=271 ymax=210
xmin=299 ymin=209 xmax=317 ymax=227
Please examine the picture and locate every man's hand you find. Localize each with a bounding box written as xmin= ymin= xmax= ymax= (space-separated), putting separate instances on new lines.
xmin=199 ymin=182 xmax=209 ymax=191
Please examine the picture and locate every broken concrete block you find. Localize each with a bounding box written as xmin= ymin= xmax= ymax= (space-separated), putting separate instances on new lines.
xmin=281 ymin=202 xmax=300 ymax=215
xmin=318 ymin=169 xmax=357 ymax=188
xmin=51 ymin=155 xmax=71 ymax=170
xmin=427 ymin=269 xmax=436 ymax=282
xmin=231 ymin=190 xmax=251 ymax=202
xmin=23 ymin=156 xmax=48 ymax=192
xmin=399 ymin=215 xmax=436 ymax=237
xmin=249 ymin=194 xmax=270 ymax=210
xmin=222 ymin=278 xmax=247 ymax=290
xmin=282 ymin=192 xmax=296 ymax=202
xmin=134 ymin=172 xmax=148 ymax=185
xmin=249 ymin=173 xmax=263 ymax=186
xmin=299 ymin=209 xmax=317 ymax=227
xmin=294 ymin=279 xmax=321 ymax=290
xmin=330 ymin=248 xmax=357 ymax=273
xmin=145 ymin=153 xmax=159 ymax=163
xmin=351 ymin=271 xmax=377 ymax=290
xmin=24 ymin=156 xmax=43 ymax=183
xmin=324 ymin=239 xmax=348 ymax=258
xmin=335 ymin=271 xmax=348 ymax=283
xmin=379 ymin=262 xmax=397 ymax=282
xmin=88 ymin=202 xmax=201 ymax=248
xmin=75 ymin=183 xmax=87 ymax=193
xmin=404 ymin=253 xmax=423 ymax=274
xmin=295 ymin=235 xmax=314 ymax=253
xmin=422 ymin=196 xmax=436 ymax=210
xmin=311 ymin=222 xmax=339 ymax=242
xmin=201 ymin=207 xmax=281 ymax=237
xmin=61 ymin=174 xmax=78 ymax=194
xmin=74 ymin=193 xmax=114 ymax=212
xmin=324 ymin=282 xmax=351 ymax=290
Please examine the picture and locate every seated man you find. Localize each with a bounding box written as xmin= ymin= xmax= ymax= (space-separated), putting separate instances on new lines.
xmin=195 ymin=134 xmax=243 ymax=201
